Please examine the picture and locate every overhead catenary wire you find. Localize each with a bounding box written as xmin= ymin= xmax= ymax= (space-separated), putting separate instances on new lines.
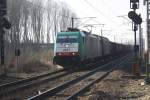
xmin=28 ymin=0 xmax=132 ymax=41
xmin=83 ymin=0 xmax=118 ymax=24
xmin=83 ymin=0 xmax=132 ymax=32
xmin=28 ymin=0 xmax=121 ymax=31
xmin=29 ymin=0 xmax=116 ymax=29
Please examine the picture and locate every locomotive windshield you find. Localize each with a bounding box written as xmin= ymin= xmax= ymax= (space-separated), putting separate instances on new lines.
xmin=57 ymin=35 xmax=78 ymax=43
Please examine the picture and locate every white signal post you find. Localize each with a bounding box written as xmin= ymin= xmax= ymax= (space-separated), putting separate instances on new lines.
xmin=144 ymin=0 xmax=150 ymax=83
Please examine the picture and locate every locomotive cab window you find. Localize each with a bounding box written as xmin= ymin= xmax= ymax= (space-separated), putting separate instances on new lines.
xmin=56 ymin=36 xmax=78 ymax=43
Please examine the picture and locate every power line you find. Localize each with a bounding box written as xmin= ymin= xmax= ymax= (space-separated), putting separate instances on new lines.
xmin=29 ymin=0 xmax=117 ymax=29
xmin=31 ymin=1 xmax=104 ymax=29
xmin=83 ymin=0 xmax=129 ymax=32
xmin=83 ymin=0 xmax=117 ymax=24
xmin=83 ymin=0 xmax=106 ymax=16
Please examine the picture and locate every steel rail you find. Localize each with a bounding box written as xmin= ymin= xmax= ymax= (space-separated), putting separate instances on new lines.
xmin=0 ymin=69 xmax=74 ymax=96
xmin=27 ymin=55 xmax=129 ymax=100
xmin=0 ymin=69 xmax=64 ymax=91
xmin=66 ymin=56 xmax=131 ymax=100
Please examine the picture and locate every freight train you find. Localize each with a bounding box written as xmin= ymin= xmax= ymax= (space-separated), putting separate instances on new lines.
xmin=53 ymin=28 xmax=131 ymax=66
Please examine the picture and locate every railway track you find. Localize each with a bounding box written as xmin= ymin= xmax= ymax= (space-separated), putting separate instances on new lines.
xmin=0 ymin=66 xmax=91 ymax=99
xmin=0 ymin=54 xmax=129 ymax=99
xmin=66 ymin=57 xmax=131 ymax=100
xmin=0 ymin=69 xmax=74 ymax=97
xmin=0 ymin=69 xmax=64 ymax=90
xmin=28 ymin=54 xmax=132 ymax=100
xmin=0 ymin=75 xmax=21 ymax=85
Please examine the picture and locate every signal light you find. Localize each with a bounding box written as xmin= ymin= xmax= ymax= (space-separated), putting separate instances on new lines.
xmin=130 ymin=0 xmax=139 ymax=3
xmin=128 ymin=11 xmax=142 ymax=24
xmin=130 ymin=0 xmax=139 ymax=9
xmin=132 ymin=3 xmax=138 ymax=9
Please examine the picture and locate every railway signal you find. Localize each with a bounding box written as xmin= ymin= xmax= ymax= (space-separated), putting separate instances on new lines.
xmin=0 ymin=0 xmax=11 ymax=75
xmin=128 ymin=0 xmax=142 ymax=76
xmin=128 ymin=11 xmax=142 ymax=25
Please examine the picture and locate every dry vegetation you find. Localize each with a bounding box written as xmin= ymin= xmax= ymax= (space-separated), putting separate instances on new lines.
xmin=21 ymin=51 xmax=53 ymax=73
xmin=5 ymin=48 xmax=56 ymax=78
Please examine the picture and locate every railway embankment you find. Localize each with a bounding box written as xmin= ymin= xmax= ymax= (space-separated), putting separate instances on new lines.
xmin=4 ymin=49 xmax=57 ymax=78
xmin=6 ymin=60 xmax=57 ymax=78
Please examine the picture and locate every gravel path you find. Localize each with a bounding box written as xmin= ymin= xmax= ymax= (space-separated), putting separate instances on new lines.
xmin=79 ymin=70 xmax=150 ymax=100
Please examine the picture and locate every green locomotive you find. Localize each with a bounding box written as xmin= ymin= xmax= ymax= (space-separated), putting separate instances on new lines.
xmin=53 ymin=28 xmax=130 ymax=67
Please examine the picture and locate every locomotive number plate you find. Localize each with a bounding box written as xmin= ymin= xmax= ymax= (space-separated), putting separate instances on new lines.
xmin=63 ymin=48 xmax=70 ymax=52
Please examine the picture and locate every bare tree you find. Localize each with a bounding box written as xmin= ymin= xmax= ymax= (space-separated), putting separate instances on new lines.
xmin=6 ymin=0 xmax=78 ymax=43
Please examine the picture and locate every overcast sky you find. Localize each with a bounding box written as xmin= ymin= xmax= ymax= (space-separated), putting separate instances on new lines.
xmin=57 ymin=0 xmax=146 ymax=44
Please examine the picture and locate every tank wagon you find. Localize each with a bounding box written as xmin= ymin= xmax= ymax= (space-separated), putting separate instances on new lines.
xmin=53 ymin=28 xmax=131 ymax=66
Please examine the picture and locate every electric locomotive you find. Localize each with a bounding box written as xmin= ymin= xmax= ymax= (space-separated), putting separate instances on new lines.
xmin=53 ymin=28 xmax=131 ymax=67
xmin=53 ymin=28 xmax=85 ymax=65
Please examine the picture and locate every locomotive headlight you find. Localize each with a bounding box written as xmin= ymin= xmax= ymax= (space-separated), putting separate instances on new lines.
xmin=65 ymin=45 xmax=69 ymax=47
xmin=72 ymin=52 xmax=75 ymax=55
xmin=59 ymin=53 xmax=62 ymax=55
